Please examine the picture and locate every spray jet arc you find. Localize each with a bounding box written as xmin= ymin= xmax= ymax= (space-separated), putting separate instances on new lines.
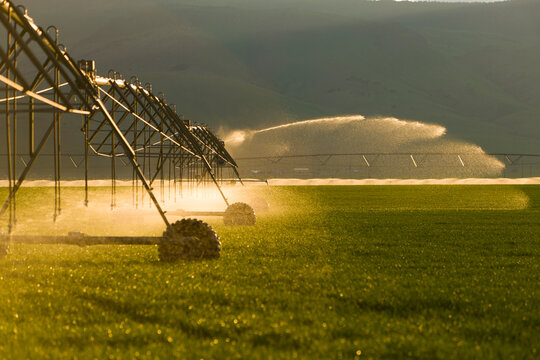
xmin=0 ymin=0 xmax=255 ymax=261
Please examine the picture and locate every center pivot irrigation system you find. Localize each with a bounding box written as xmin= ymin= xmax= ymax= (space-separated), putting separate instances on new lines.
xmin=0 ymin=0 xmax=256 ymax=261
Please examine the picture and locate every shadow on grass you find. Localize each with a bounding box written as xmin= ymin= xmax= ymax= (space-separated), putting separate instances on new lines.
xmin=251 ymin=331 xmax=304 ymax=350
xmin=332 ymin=294 xmax=471 ymax=318
xmin=38 ymin=330 xmax=172 ymax=350
xmin=78 ymin=293 xmax=241 ymax=340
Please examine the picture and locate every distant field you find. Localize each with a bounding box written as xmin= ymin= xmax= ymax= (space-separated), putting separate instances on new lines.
xmin=0 ymin=185 xmax=539 ymax=359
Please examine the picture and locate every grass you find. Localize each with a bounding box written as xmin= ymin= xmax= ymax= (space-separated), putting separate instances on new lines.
xmin=0 ymin=185 xmax=539 ymax=359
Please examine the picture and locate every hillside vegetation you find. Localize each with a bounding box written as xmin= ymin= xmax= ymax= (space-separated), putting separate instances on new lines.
xmin=18 ymin=0 xmax=540 ymax=153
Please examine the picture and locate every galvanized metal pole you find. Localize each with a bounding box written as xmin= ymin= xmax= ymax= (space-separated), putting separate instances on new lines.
xmin=5 ymin=5 xmax=13 ymax=233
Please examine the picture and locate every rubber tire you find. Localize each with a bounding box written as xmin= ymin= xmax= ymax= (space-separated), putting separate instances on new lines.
xmin=223 ymin=202 xmax=256 ymax=226
xmin=159 ymin=219 xmax=220 ymax=262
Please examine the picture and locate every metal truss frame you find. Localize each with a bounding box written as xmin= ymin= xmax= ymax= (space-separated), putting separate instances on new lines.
xmin=0 ymin=0 xmax=239 ymax=233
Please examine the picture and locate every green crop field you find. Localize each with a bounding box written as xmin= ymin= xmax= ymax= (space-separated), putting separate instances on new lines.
xmin=0 ymin=185 xmax=539 ymax=359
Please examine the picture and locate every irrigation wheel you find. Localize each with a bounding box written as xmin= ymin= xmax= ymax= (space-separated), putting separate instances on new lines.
xmin=223 ymin=202 xmax=256 ymax=226
xmin=159 ymin=219 xmax=221 ymax=262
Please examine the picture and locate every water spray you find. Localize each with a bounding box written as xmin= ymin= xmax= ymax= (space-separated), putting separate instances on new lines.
xmin=225 ymin=115 xmax=506 ymax=179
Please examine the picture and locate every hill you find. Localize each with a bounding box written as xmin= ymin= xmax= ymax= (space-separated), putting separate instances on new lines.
xmin=16 ymin=0 xmax=540 ymax=153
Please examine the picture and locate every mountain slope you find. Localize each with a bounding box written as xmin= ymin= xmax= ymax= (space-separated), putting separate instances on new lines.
xmin=16 ymin=0 xmax=540 ymax=153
